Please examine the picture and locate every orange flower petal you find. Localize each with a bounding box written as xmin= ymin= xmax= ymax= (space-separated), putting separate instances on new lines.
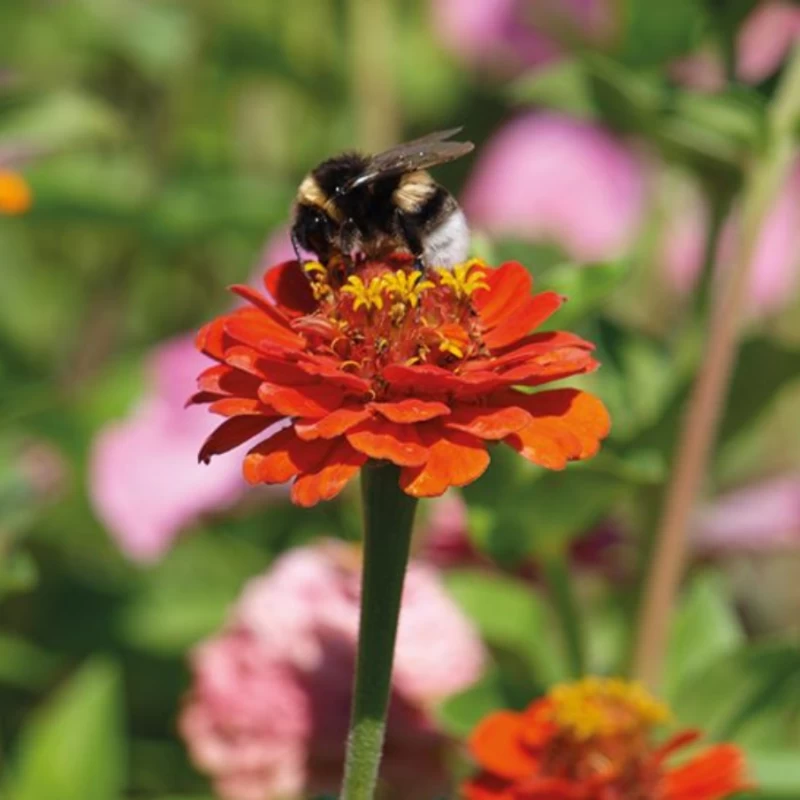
xmin=197 ymin=363 xmax=263 ymax=396
xmin=504 ymin=389 xmax=610 ymax=468
xmin=483 ymin=291 xmax=564 ymax=350
xmin=196 ymin=317 xmax=232 ymax=361
xmin=446 ymin=404 xmax=531 ymax=440
xmin=258 ymin=382 xmax=344 ymax=418
xmin=370 ymin=398 xmax=451 ymax=423
xmin=347 ymin=419 xmax=429 ymax=467
xmin=468 ymin=710 xmax=540 ymax=779
xmin=295 ymin=407 xmax=372 ymax=440
xmin=473 ymin=261 xmax=533 ymax=327
xmin=264 ymin=260 xmax=318 ymax=316
xmin=400 ymin=427 xmax=489 ymax=497
xmin=243 ymin=427 xmax=329 ymax=484
xmin=663 ymin=744 xmax=750 ymax=800
xmin=463 ymin=332 xmax=594 ymax=373
xmin=209 ymin=397 xmax=271 ymax=417
xmin=224 ymin=307 xmax=305 ymax=352
xmin=291 ymin=439 xmax=366 ymax=507
xmin=198 ymin=416 xmax=278 ymax=464
xmin=461 ymin=772 xmax=516 ymax=800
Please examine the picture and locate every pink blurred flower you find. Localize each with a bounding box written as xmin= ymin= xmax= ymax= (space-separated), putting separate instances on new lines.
xmin=180 ymin=541 xmax=486 ymax=799
xmin=462 ymin=113 xmax=646 ymax=262
xmin=694 ymin=475 xmax=800 ymax=552
xmin=671 ymin=2 xmax=800 ymax=91
xmin=660 ymin=159 xmax=800 ymax=314
xmin=90 ymin=227 xmax=295 ymax=563
xmin=430 ymin=0 xmax=613 ymax=74
xmin=89 ymin=336 xmax=248 ymax=563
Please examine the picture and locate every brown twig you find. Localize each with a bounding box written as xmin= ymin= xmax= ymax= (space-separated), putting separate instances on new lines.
xmin=631 ymin=46 xmax=800 ymax=690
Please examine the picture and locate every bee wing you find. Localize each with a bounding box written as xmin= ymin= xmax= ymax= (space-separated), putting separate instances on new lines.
xmin=343 ymin=128 xmax=474 ymax=193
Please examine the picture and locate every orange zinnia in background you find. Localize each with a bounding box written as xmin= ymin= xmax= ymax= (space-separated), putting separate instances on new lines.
xmin=463 ymin=677 xmax=750 ymax=800
xmin=0 ymin=170 xmax=32 ymax=215
xmin=191 ymin=255 xmax=610 ymax=506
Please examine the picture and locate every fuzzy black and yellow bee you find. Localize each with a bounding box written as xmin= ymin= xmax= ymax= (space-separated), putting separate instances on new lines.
xmin=290 ymin=128 xmax=474 ymax=269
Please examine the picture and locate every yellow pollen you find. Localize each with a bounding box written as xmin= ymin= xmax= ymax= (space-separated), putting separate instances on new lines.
xmin=436 ymin=258 xmax=489 ymax=299
xmin=438 ymin=338 xmax=465 ymax=359
xmin=383 ymin=269 xmax=434 ymax=308
xmin=549 ymin=678 xmax=671 ymax=741
xmin=341 ymin=275 xmax=387 ymax=312
xmin=303 ymin=261 xmax=328 ymax=276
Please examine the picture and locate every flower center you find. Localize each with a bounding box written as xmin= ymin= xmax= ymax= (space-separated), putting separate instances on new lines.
xmin=292 ymin=255 xmax=490 ymax=384
xmin=538 ymin=678 xmax=671 ymax=798
xmin=549 ymin=677 xmax=670 ymax=741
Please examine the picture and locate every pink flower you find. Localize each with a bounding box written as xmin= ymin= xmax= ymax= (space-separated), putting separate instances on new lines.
xmin=430 ymin=0 xmax=613 ymax=74
xmin=660 ymin=159 xmax=800 ymax=314
xmin=462 ymin=113 xmax=646 ymax=262
xmin=672 ymin=2 xmax=800 ymax=91
xmin=694 ymin=475 xmax=800 ymax=552
xmin=180 ymin=541 xmax=486 ymax=799
xmin=89 ymin=336 xmax=248 ymax=562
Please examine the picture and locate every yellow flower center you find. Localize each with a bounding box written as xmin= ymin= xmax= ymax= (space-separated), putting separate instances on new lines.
xmin=435 ymin=259 xmax=489 ymax=299
xmin=549 ymin=677 xmax=670 ymax=741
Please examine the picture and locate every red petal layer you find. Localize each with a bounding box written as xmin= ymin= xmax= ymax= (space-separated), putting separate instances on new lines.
xmin=371 ymin=398 xmax=451 ymax=423
xmin=197 ymin=363 xmax=263 ymax=396
xmin=446 ymin=404 xmax=531 ymax=440
xmin=258 ymin=382 xmax=344 ymax=418
xmin=209 ymin=397 xmax=271 ymax=417
xmin=264 ymin=260 xmax=318 ymax=316
xmin=243 ymin=427 xmax=327 ymax=484
xmin=469 ymin=711 xmax=539 ymax=779
xmin=663 ymin=744 xmax=750 ymax=800
xmin=461 ymin=772 xmax=516 ymax=800
xmin=291 ymin=439 xmax=366 ymax=507
xmin=483 ymin=291 xmax=563 ymax=350
xmin=295 ymin=407 xmax=371 ymax=440
xmin=504 ymin=389 xmax=610 ymax=469
xmin=400 ymin=427 xmax=489 ymax=497
xmin=473 ymin=261 xmax=533 ymax=327
xmin=347 ymin=419 xmax=429 ymax=467
xmin=198 ymin=416 xmax=278 ymax=464
xmin=224 ymin=306 xmax=305 ymax=352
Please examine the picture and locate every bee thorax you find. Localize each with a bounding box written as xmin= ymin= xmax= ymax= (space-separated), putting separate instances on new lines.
xmin=423 ymin=207 xmax=470 ymax=268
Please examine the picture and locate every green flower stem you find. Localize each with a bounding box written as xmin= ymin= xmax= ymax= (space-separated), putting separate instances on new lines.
xmin=340 ymin=463 xmax=418 ymax=800
xmin=631 ymin=45 xmax=800 ymax=689
xmin=543 ymin=554 xmax=586 ymax=679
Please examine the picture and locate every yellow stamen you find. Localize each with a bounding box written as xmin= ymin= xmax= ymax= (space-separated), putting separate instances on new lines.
xmin=383 ymin=269 xmax=434 ymax=308
xmin=549 ymin=678 xmax=671 ymax=741
xmin=303 ymin=261 xmax=328 ymax=276
xmin=438 ymin=339 xmax=464 ymax=359
xmin=341 ymin=275 xmax=386 ymax=312
xmin=436 ymin=258 xmax=490 ymax=300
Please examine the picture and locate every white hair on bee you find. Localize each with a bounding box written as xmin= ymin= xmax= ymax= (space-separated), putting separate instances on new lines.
xmin=423 ymin=206 xmax=470 ymax=269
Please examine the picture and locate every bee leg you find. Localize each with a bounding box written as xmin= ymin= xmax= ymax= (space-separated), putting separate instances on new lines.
xmin=290 ymin=228 xmax=306 ymax=266
xmin=394 ymin=210 xmax=425 ymax=271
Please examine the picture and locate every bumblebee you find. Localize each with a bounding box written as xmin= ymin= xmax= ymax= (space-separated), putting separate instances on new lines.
xmin=291 ymin=128 xmax=474 ymax=269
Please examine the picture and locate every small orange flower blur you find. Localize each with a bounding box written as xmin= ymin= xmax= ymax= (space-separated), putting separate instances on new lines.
xmin=0 ymin=170 xmax=32 ymax=215
xmin=462 ymin=677 xmax=750 ymax=800
xmin=191 ymin=254 xmax=610 ymax=506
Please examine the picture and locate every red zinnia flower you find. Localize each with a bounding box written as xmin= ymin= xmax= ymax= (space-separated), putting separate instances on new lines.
xmin=190 ymin=254 xmax=610 ymax=507
xmin=463 ymin=677 xmax=751 ymax=800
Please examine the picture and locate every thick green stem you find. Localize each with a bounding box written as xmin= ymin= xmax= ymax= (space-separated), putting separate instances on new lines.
xmin=543 ymin=555 xmax=586 ymax=679
xmin=340 ymin=463 xmax=418 ymax=800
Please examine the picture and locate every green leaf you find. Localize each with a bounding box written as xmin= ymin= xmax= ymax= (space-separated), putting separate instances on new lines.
xmin=538 ymin=261 xmax=630 ymax=328
xmin=664 ymin=572 xmax=745 ymax=702
xmin=0 ymin=632 xmax=62 ymax=691
xmin=750 ymin=751 xmax=800 ymax=796
xmin=434 ymin=668 xmax=512 ymax=739
xmin=618 ymin=0 xmax=706 ymax=66
xmin=508 ymin=60 xmax=595 ymax=118
xmin=4 ymin=659 xmax=125 ymax=800
xmin=672 ymin=640 xmax=800 ymax=742
xmin=444 ymin=569 xmax=565 ymax=684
